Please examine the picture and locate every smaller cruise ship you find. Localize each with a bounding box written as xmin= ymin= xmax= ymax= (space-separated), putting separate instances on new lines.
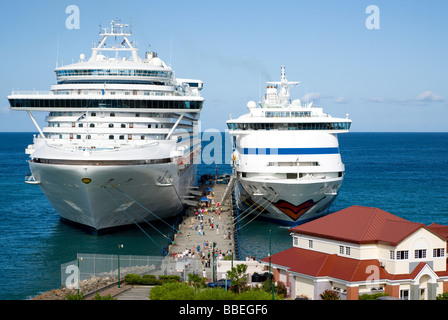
xmin=227 ymin=66 xmax=351 ymax=226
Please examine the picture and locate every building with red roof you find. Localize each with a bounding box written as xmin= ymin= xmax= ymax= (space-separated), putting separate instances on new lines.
xmin=261 ymin=206 xmax=448 ymax=300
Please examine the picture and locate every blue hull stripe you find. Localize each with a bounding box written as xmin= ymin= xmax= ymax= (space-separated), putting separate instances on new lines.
xmin=242 ymin=147 xmax=339 ymax=155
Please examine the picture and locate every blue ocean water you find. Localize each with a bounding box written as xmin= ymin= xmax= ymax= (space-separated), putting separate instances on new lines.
xmin=0 ymin=132 xmax=447 ymax=299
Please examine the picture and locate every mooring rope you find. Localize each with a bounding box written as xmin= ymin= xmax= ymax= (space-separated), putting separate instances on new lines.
xmin=102 ymin=185 xmax=166 ymax=251
xmin=110 ymin=185 xmax=181 ymax=234
xmin=236 ymin=193 xmax=279 ymax=231
xmin=232 ymin=192 xmax=278 ymax=225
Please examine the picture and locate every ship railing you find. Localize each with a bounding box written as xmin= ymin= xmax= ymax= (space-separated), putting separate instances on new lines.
xmin=11 ymin=91 xmax=53 ymax=96
xmin=45 ymin=140 xmax=160 ymax=153
xmin=10 ymin=90 xmax=195 ymax=97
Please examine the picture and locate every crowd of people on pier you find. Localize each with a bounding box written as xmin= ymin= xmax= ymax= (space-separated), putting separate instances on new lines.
xmin=167 ymin=187 xmax=235 ymax=275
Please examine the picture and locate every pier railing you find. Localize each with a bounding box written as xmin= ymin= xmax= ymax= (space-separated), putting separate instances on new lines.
xmin=61 ymin=253 xmax=202 ymax=288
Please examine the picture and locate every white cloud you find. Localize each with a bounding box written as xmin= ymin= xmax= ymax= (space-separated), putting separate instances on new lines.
xmin=300 ymin=92 xmax=332 ymax=103
xmin=334 ymin=96 xmax=351 ymax=104
xmin=415 ymin=91 xmax=445 ymax=103
xmin=363 ymin=91 xmax=446 ymax=106
xmin=363 ymin=97 xmax=387 ymax=103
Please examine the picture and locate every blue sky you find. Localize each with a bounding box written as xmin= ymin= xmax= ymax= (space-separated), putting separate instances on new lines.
xmin=0 ymin=0 xmax=447 ymax=132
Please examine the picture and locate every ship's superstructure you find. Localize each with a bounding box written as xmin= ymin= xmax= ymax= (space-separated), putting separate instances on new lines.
xmin=227 ymin=66 xmax=351 ymax=225
xmin=8 ymin=20 xmax=204 ymax=231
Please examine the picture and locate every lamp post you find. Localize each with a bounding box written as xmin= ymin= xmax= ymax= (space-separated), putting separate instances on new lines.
xmin=269 ymin=229 xmax=274 ymax=300
xmin=212 ymin=242 xmax=216 ymax=282
xmin=118 ymin=244 xmax=123 ymax=288
xmin=77 ymin=257 xmax=83 ymax=296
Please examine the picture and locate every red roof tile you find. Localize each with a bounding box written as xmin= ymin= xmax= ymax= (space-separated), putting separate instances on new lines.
xmin=428 ymin=223 xmax=448 ymax=240
xmin=262 ymin=247 xmax=448 ymax=282
xmin=262 ymin=247 xmax=390 ymax=282
xmin=290 ymin=205 xmax=425 ymax=245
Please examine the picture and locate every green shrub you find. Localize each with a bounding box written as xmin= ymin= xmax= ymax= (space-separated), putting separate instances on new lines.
xmin=142 ymin=274 xmax=161 ymax=285
xmin=236 ymin=289 xmax=281 ymax=300
xmin=159 ymin=275 xmax=181 ymax=283
xmin=66 ymin=292 xmax=84 ymax=300
xmin=261 ymin=280 xmax=287 ymax=298
xmin=92 ymin=293 xmax=117 ymax=300
xmin=436 ymin=292 xmax=448 ymax=300
xmin=124 ymin=273 xmax=141 ymax=285
xmin=359 ymin=292 xmax=389 ymax=300
xmin=150 ymin=282 xmax=196 ymax=300
xmin=194 ymin=287 xmax=236 ymax=300
xmin=149 ymin=281 xmax=285 ymax=300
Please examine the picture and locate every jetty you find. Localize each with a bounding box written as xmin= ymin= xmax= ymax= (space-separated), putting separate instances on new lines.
xmin=167 ymin=174 xmax=238 ymax=281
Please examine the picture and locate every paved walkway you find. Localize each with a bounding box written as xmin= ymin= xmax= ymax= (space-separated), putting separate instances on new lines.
xmin=167 ymin=182 xmax=236 ymax=280
xmin=86 ymin=284 xmax=153 ymax=300
xmin=115 ymin=286 xmax=151 ymax=300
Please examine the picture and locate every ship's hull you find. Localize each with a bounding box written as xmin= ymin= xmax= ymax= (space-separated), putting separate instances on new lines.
xmin=234 ymin=177 xmax=342 ymax=226
xmin=29 ymin=160 xmax=197 ymax=232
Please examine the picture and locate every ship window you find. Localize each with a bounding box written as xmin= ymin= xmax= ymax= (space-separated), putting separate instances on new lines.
xmin=87 ymin=135 xmax=91 ymax=139
xmin=110 ymin=112 xmax=115 ymax=117
xmin=129 ymin=123 xmax=134 ymax=128
xmin=286 ymin=173 xmax=297 ymax=179
xmin=109 ymin=123 xmax=114 ymax=128
xmin=128 ymin=134 xmax=132 ymax=140
xmin=119 ymin=135 xmax=124 ymax=140
xmin=76 ymin=135 xmax=81 ymax=139
xmin=141 ymin=136 xmax=145 ymax=140
xmin=78 ymin=123 xmax=83 ymax=127
xmin=90 ymin=123 xmax=95 ymax=128
xmin=109 ymin=135 xmax=114 ymax=140
xmin=121 ymin=124 xmax=126 ymax=128
xmin=91 ymin=112 xmax=96 ymax=116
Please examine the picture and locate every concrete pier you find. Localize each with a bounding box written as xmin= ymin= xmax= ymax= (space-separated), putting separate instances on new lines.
xmin=167 ymin=178 xmax=237 ymax=280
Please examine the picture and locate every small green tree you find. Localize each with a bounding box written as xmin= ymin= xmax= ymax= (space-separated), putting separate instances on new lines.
xmin=188 ymin=273 xmax=206 ymax=289
xmin=319 ymin=289 xmax=340 ymax=300
xmin=226 ymin=264 xmax=248 ymax=294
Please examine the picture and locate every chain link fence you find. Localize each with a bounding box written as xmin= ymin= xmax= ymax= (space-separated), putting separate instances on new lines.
xmin=61 ymin=253 xmax=203 ymax=288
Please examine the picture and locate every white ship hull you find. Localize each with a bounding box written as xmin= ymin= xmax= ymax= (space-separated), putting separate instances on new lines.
xmin=8 ymin=19 xmax=205 ymax=234
xmin=234 ymin=176 xmax=341 ymax=226
xmin=29 ymin=160 xmax=197 ymax=231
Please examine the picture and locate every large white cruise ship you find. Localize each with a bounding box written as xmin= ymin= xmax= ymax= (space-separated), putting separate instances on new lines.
xmin=227 ymin=66 xmax=351 ymax=226
xmin=8 ymin=20 xmax=204 ymax=232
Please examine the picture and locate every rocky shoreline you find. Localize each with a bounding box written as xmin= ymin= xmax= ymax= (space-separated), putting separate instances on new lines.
xmin=32 ymin=275 xmax=119 ymax=300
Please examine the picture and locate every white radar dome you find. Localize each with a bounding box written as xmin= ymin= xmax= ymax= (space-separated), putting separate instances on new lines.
xmin=247 ymin=101 xmax=256 ymax=110
xmin=150 ymin=57 xmax=163 ymax=67
xmin=80 ymin=53 xmax=85 ymax=60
